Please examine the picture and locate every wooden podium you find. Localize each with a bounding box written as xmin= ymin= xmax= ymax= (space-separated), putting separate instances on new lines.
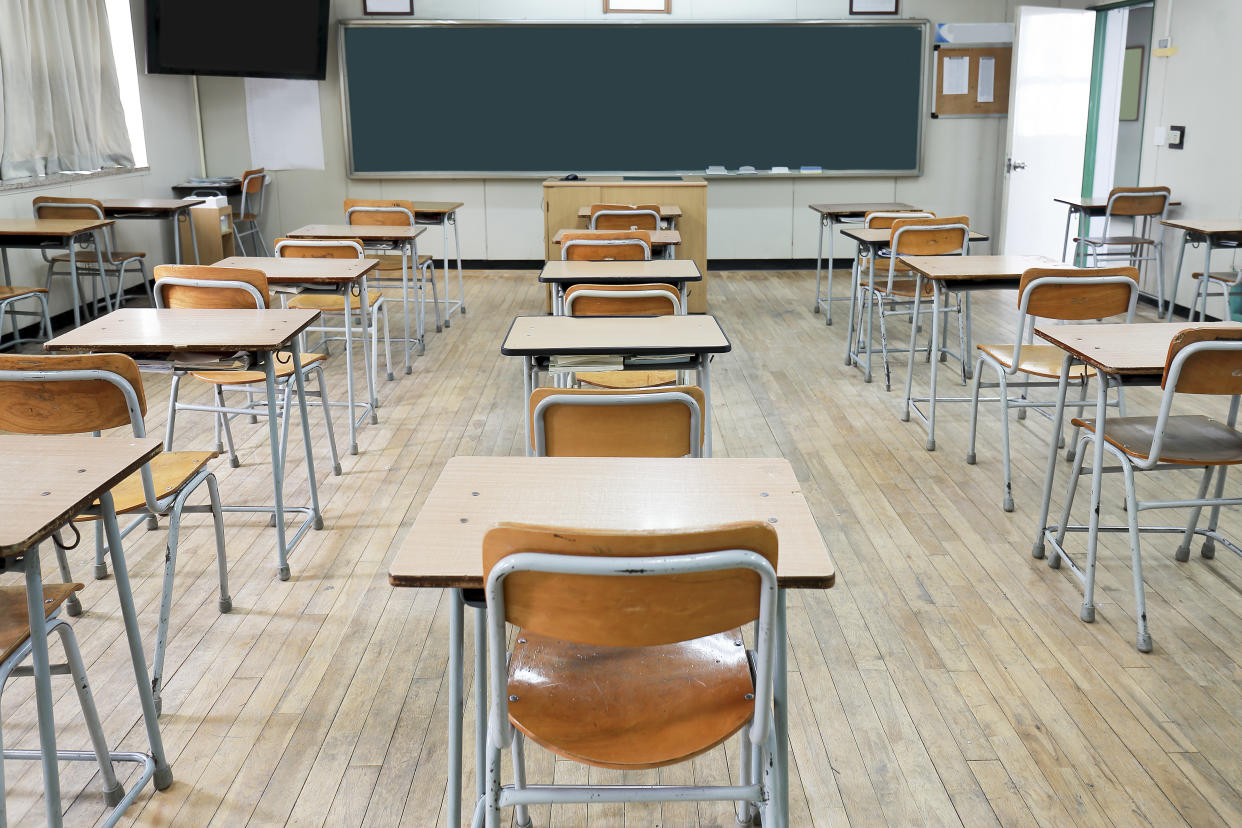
xmin=542 ymin=177 xmax=708 ymax=312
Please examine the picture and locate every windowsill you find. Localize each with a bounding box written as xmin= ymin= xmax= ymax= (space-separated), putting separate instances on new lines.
xmin=0 ymin=165 xmax=151 ymax=194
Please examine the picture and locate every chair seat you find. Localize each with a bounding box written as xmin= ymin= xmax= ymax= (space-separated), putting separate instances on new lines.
xmin=1071 ymin=414 xmax=1242 ymax=465
xmin=577 ymin=370 xmax=677 ymax=389
xmin=233 ymin=212 xmax=259 ymax=223
xmin=862 ymin=276 xmax=930 ymax=297
xmin=0 ymin=584 xmax=83 ymax=663
xmin=1074 ymin=235 xmax=1155 ymax=247
xmin=190 ymin=351 xmax=327 ymax=385
xmin=0 ymin=286 xmax=47 ymax=299
xmin=51 ymin=250 xmax=146 ymax=264
xmin=73 ymin=452 xmax=216 ymax=517
xmin=976 ymin=344 xmax=1094 ymax=379
xmin=288 ymin=292 xmax=381 ymax=312
xmin=506 ymin=631 xmax=754 ymax=770
xmin=375 ymin=254 xmax=435 ymax=270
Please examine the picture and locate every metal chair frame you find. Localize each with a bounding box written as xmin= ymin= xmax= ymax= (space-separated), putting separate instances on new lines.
xmin=561 ymin=237 xmax=653 ymax=261
xmin=0 ymin=288 xmax=51 ymax=352
xmin=1045 ymin=339 xmax=1242 ymax=653
xmin=481 ymin=547 xmax=780 ymax=827
xmin=531 ymin=389 xmax=705 ymax=457
xmin=1073 ymin=188 xmax=1169 ymax=310
xmin=563 ymin=286 xmax=683 ymax=316
xmin=234 ymin=171 xmax=270 ymax=256
xmin=1188 ymin=266 xmax=1242 ymax=323
xmin=34 ymin=200 xmax=150 ymax=319
xmin=588 ymin=208 xmax=662 ymax=231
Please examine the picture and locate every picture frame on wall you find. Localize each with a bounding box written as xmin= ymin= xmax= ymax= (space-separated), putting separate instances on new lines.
xmin=850 ymin=0 xmax=899 ymax=14
xmin=604 ymin=0 xmax=672 ymax=13
xmin=364 ymin=0 xmax=413 ymax=14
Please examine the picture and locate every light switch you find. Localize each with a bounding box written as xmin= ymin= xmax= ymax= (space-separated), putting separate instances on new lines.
xmin=1168 ymin=125 xmax=1186 ymax=150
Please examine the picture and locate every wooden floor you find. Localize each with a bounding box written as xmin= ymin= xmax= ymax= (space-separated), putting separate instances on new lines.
xmin=7 ymin=269 xmax=1242 ymax=826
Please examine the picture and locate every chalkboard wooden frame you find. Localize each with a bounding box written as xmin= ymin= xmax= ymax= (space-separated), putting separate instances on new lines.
xmin=339 ymin=19 xmax=930 ymax=179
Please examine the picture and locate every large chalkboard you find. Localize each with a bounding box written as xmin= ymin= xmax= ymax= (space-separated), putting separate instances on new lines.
xmin=340 ymin=21 xmax=926 ymax=177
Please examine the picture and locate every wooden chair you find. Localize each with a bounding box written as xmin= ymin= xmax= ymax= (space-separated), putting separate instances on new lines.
xmin=0 ymin=285 xmax=51 ymax=351
xmin=480 ymin=521 xmax=780 ymax=827
xmin=1052 ymin=327 xmax=1242 ymax=653
xmin=1189 ymin=266 xmax=1242 ymax=322
xmin=563 ymin=281 xmax=681 ymax=390
xmin=0 ymin=352 xmax=230 ymax=714
xmin=275 ymin=237 xmax=393 ymax=382
xmin=857 ymin=216 xmax=971 ymax=390
xmin=588 ymin=203 xmax=661 ymax=231
xmin=153 ymin=265 xmax=342 ymax=478
xmin=343 ymin=198 xmax=445 ymax=336
xmin=528 ymin=386 xmax=706 ymax=457
xmin=966 ymin=266 xmax=1139 ymax=511
xmin=560 ymin=230 xmax=651 ymax=262
xmin=1073 ymin=186 xmax=1169 ymax=309
xmin=234 ymin=168 xmax=270 ymax=256
xmin=33 ymin=195 xmax=150 ymax=316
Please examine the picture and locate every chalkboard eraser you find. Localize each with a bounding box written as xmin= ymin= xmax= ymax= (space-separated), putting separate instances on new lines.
xmin=738 ymin=165 xmax=757 ymax=175
xmin=706 ymin=165 xmax=728 ymax=175
xmin=771 ymin=166 xmax=790 ymax=174
xmin=800 ymin=166 xmax=823 ymax=174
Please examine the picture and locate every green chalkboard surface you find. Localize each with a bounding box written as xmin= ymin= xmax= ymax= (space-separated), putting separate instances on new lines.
xmin=340 ymin=21 xmax=926 ymax=177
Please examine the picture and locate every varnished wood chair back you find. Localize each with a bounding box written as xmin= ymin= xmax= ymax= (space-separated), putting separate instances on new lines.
xmin=274 ymin=238 xmax=365 ymax=259
xmin=1106 ymin=186 xmax=1170 ymax=218
xmin=0 ymin=353 xmax=146 ymax=434
xmin=482 ymin=521 xmax=778 ymax=647
xmin=528 ymin=386 xmax=705 ymax=457
xmin=1019 ymin=266 xmax=1139 ymax=320
xmin=241 ymin=168 xmax=266 ymax=195
xmin=343 ymin=198 xmax=416 ymax=227
xmin=589 ymin=204 xmax=661 ymax=231
xmin=32 ymin=195 xmax=105 ymax=221
xmin=154 ymin=264 xmax=271 ymax=310
xmin=564 ymin=282 xmax=680 ymax=317
xmin=889 ymin=215 xmax=970 ymax=256
xmin=561 ymin=231 xmax=652 ymax=261
xmin=863 ymin=210 xmax=934 ymax=230
xmin=1164 ymin=327 xmax=1242 ymax=394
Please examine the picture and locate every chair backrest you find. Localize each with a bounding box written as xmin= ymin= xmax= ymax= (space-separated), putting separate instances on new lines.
xmin=239 ymin=168 xmax=267 ymax=218
xmin=0 ymin=353 xmax=146 ymax=435
xmin=889 ymin=215 xmax=970 ymax=256
xmin=1163 ymin=327 xmax=1242 ymax=394
xmin=1106 ymin=186 xmax=1170 ymax=218
xmin=274 ymin=238 xmax=365 ymax=259
xmin=1018 ymin=266 xmax=1139 ymax=321
xmin=483 ymin=521 xmax=778 ymax=648
xmin=528 ymin=386 xmax=706 ymax=457
xmin=32 ymin=196 xmax=105 ymax=221
xmin=343 ymin=198 xmax=416 ymax=227
xmin=589 ymin=203 xmax=661 ymax=231
xmin=564 ymin=282 xmax=681 ymax=317
xmin=561 ymin=230 xmax=652 ymax=261
xmin=154 ymin=264 xmax=270 ymax=310
xmin=863 ymin=210 xmax=934 ymax=230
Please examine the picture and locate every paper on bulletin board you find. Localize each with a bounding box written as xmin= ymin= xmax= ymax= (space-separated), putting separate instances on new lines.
xmin=977 ymin=57 xmax=995 ymax=103
xmin=244 ymin=78 xmax=325 ymax=170
xmin=942 ymin=56 xmax=970 ymax=95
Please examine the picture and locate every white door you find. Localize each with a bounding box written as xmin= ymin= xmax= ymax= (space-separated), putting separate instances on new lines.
xmin=999 ymin=6 xmax=1096 ymax=258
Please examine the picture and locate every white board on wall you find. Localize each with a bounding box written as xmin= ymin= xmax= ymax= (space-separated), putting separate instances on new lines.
xmin=244 ymin=78 xmax=325 ymax=171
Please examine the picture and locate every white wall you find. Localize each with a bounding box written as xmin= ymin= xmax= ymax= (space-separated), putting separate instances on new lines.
xmin=0 ymin=0 xmax=202 ymax=325
xmin=196 ymin=0 xmax=1092 ymax=263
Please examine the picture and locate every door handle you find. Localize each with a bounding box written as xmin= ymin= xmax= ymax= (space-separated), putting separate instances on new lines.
xmin=1005 ymin=158 xmax=1028 ymax=173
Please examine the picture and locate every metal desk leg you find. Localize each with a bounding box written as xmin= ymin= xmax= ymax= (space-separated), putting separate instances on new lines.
xmin=844 ymin=253 xmax=860 ymax=366
xmin=447 ymin=589 xmax=464 ymax=828
xmin=262 ymin=353 xmax=291 ymax=580
xmin=925 ymin=282 xmax=942 ymax=451
xmin=1061 ymin=206 xmax=1075 ymax=263
xmin=402 ymin=243 xmax=413 ymax=374
xmin=774 ymin=589 xmax=789 ymax=827
xmin=99 ymin=490 xmax=173 ymax=788
xmin=1032 ymin=353 xmax=1074 ymax=559
xmin=1166 ymin=232 xmax=1189 ymax=321
xmin=812 ymin=214 xmax=826 ymax=314
xmin=474 ymin=604 xmax=487 ymax=803
xmin=289 ymin=348 xmax=322 ymax=528
xmin=69 ymin=240 xmax=82 ymax=329
xmin=24 ymin=546 xmax=62 ymax=827
xmin=343 ymin=284 xmax=359 ymax=455
xmin=1077 ymin=375 xmax=1112 ymax=624
xmin=1198 ymin=242 xmax=1214 ymax=321
xmin=360 ymin=278 xmax=378 ymax=415
xmin=700 ymin=354 xmax=713 ymax=457
xmin=901 ymin=275 xmax=925 ymax=423
xmin=453 ymin=211 xmax=465 ymax=315
xmin=523 ymin=356 xmax=534 ymax=457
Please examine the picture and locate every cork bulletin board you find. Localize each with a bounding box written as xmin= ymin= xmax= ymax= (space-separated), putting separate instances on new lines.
xmin=932 ymin=45 xmax=1011 ymax=117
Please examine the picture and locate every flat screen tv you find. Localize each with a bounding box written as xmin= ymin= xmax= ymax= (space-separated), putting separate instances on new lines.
xmin=146 ymin=0 xmax=331 ymax=80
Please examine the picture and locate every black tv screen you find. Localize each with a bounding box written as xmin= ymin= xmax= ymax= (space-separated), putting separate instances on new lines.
xmin=146 ymin=0 xmax=330 ymax=80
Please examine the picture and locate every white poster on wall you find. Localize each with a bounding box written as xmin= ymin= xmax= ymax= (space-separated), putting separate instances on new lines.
xmin=244 ymin=78 xmax=325 ymax=170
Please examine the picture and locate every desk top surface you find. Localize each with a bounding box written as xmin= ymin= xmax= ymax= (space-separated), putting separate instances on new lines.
xmin=1035 ymin=321 xmax=1242 ymax=374
xmin=501 ymin=314 xmax=730 ymax=356
xmin=576 ymin=204 xmax=683 ymax=218
xmin=898 ymin=254 xmax=1062 ymax=281
xmin=0 ymin=436 xmax=162 ymax=557
xmin=808 ymin=202 xmax=918 ymax=218
xmin=553 ymin=228 xmax=681 ymax=245
xmin=99 ymin=198 xmax=204 ymax=214
xmin=389 ymin=456 xmax=834 ymax=589
xmin=287 ymin=224 xmax=427 ymax=242
xmin=408 ymin=201 xmax=464 ymax=214
xmin=45 ymin=308 xmax=320 ymax=354
xmin=214 ymin=256 xmax=379 ymax=284
xmin=538 ymin=260 xmax=703 ymax=284
xmin=1054 ymin=196 xmax=1181 ymax=211
xmin=841 ymin=227 xmax=990 ymax=246
xmin=1161 ymin=219 xmax=1242 ymax=236
xmin=0 ymin=218 xmax=113 ymax=237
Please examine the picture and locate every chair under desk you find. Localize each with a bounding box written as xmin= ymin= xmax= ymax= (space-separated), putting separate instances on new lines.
xmin=538 ymin=259 xmax=703 ymax=315
xmin=99 ymin=198 xmax=205 ymax=265
xmin=1160 ymin=218 xmax=1242 ymax=321
xmin=808 ymin=202 xmax=918 ymax=324
xmin=408 ymin=200 xmax=466 ymax=324
xmin=0 ymin=217 xmax=115 ymax=330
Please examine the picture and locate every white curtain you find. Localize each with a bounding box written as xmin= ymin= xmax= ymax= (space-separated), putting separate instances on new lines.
xmin=0 ymin=0 xmax=134 ymax=180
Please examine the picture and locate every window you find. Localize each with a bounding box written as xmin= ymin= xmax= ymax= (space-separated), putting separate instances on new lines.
xmin=105 ymin=0 xmax=148 ymax=168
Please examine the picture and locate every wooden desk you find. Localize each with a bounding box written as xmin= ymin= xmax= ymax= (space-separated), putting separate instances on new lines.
xmin=1160 ymin=219 xmax=1242 ymax=322
xmin=99 ymin=198 xmax=205 ymax=265
xmin=538 ymin=260 xmax=703 ymax=315
xmin=405 ymin=202 xmax=466 ymax=324
xmin=215 ymin=256 xmax=381 ymax=455
xmin=502 ymin=314 xmax=730 ymax=455
xmin=0 ymin=435 xmax=173 ymax=822
xmin=544 ymin=177 xmax=708 ymax=311
xmin=0 ymin=218 xmax=115 ymax=329
xmin=808 ymin=202 xmax=918 ymax=324
xmin=895 ymin=254 xmax=1061 ymax=451
xmin=552 ymin=228 xmax=681 ymax=247
xmin=46 ymin=309 xmax=322 ymax=579
xmin=388 ymin=455 xmax=834 ymax=828
xmin=1054 ymin=195 xmax=1181 ymax=262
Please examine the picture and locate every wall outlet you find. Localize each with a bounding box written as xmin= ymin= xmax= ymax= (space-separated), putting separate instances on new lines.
xmin=1168 ymin=125 xmax=1186 ymax=150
